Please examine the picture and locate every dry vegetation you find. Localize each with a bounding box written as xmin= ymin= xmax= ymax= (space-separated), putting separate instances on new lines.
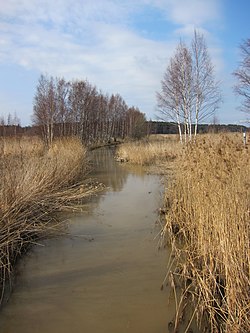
xmin=0 ymin=136 xmax=101 ymax=304
xmin=117 ymin=133 xmax=249 ymax=332
xmin=116 ymin=135 xmax=180 ymax=168
xmin=162 ymin=134 xmax=249 ymax=332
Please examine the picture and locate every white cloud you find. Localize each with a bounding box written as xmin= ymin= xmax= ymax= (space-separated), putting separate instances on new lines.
xmin=150 ymin=0 xmax=220 ymax=26
xmin=0 ymin=0 xmax=225 ymax=121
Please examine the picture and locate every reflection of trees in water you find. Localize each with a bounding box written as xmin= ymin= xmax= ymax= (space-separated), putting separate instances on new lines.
xmin=89 ymin=148 xmax=128 ymax=192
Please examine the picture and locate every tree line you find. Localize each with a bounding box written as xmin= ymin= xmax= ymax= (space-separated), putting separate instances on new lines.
xmin=149 ymin=121 xmax=248 ymax=135
xmin=33 ymin=74 xmax=147 ymax=146
xmin=0 ymin=113 xmax=21 ymax=137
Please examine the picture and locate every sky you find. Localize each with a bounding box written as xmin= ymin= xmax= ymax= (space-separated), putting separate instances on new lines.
xmin=0 ymin=0 xmax=249 ymax=126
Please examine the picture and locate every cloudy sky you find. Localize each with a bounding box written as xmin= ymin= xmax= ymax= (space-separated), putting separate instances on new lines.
xmin=0 ymin=0 xmax=249 ymax=126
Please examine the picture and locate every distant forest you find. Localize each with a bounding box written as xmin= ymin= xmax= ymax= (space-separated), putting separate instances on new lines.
xmin=0 ymin=121 xmax=248 ymax=139
xmin=148 ymin=121 xmax=248 ymax=135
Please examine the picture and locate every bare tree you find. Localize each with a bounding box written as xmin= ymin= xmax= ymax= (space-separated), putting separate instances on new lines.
xmin=55 ymin=78 xmax=70 ymax=137
xmin=33 ymin=74 xmax=57 ymax=146
xmin=7 ymin=113 xmax=12 ymax=126
xmin=68 ymin=79 xmax=97 ymax=142
xmin=95 ymin=92 xmax=109 ymax=142
xmin=157 ymin=41 xmax=192 ymax=143
xmin=157 ymin=55 xmax=183 ymax=142
xmin=175 ymin=41 xmax=193 ymax=141
xmin=157 ymin=31 xmax=222 ymax=142
xmin=126 ymin=107 xmax=146 ymax=139
xmin=233 ymin=38 xmax=250 ymax=117
xmin=192 ymin=30 xmax=222 ymax=136
xmin=33 ymin=74 xmax=146 ymax=144
xmin=108 ymin=94 xmax=128 ymax=140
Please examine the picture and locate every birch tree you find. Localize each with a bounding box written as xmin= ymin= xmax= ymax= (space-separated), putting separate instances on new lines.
xmin=192 ymin=30 xmax=221 ymax=135
xmin=33 ymin=74 xmax=57 ymax=146
xmin=157 ymin=56 xmax=183 ymax=142
xmin=175 ymin=42 xmax=193 ymax=141
xmin=157 ymin=31 xmax=222 ymax=142
xmin=126 ymin=107 xmax=146 ymax=139
xmin=33 ymin=75 xmax=146 ymax=144
xmin=55 ymin=78 xmax=70 ymax=137
xmin=157 ymin=41 xmax=192 ymax=143
xmin=233 ymin=38 xmax=250 ymax=117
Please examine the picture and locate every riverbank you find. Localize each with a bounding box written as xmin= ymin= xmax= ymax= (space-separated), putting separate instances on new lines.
xmin=0 ymin=136 xmax=101 ymax=305
xmin=117 ymin=133 xmax=250 ymax=332
xmin=116 ymin=134 xmax=180 ymax=175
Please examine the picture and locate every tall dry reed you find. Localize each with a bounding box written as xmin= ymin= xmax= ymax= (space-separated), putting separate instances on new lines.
xmin=116 ymin=135 xmax=180 ymax=166
xmin=0 ymin=136 xmax=100 ymax=304
xmin=162 ymin=134 xmax=249 ymax=332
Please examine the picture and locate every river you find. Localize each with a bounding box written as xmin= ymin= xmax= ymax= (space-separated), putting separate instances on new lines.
xmin=0 ymin=147 xmax=177 ymax=333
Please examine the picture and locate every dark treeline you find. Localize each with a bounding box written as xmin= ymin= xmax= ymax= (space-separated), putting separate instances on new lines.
xmin=32 ymin=74 xmax=147 ymax=146
xmin=149 ymin=121 xmax=248 ymax=135
xmin=0 ymin=121 xmax=247 ymax=139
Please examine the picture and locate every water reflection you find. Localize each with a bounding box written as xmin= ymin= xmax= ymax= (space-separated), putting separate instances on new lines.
xmin=88 ymin=147 xmax=129 ymax=192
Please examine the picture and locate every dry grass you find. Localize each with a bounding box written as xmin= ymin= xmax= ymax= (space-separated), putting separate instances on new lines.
xmin=162 ymin=134 xmax=250 ymax=332
xmin=0 ymin=136 xmax=101 ymax=304
xmin=116 ymin=135 xmax=180 ymax=167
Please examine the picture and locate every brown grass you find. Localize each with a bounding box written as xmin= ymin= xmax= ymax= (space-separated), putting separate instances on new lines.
xmin=116 ymin=135 xmax=180 ymax=167
xmin=162 ymin=134 xmax=250 ymax=332
xmin=0 ymin=136 xmax=101 ymax=304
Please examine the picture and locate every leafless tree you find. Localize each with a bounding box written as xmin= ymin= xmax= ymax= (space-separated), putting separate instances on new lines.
xmin=192 ymin=30 xmax=222 ymax=136
xmin=157 ymin=31 xmax=222 ymax=142
xmin=0 ymin=113 xmax=21 ymax=136
xmin=175 ymin=41 xmax=193 ymax=141
xmin=157 ymin=41 xmax=192 ymax=143
xmin=108 ymin=94 xmax=128 ymax=140
xmin=55 ymin=78 xmax=71 ymax=137
xmin=68 ymin=79 xmax=96 ymax=142
xmin=33 ymin=74 xmax=57 ymax=146
xmin=233 ymin=38 xmax=250 ymax=117
xmin=33 ymin=74 xmax=146 ymax=145
xmin=126 ymin=107 xmax=146 ymax=139
xmin=157 ymin=55 xmax=183 ymax=142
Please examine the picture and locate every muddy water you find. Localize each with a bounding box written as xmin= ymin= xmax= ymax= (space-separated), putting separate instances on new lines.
xmin=0 ymin=148 xmax=176 ymax=333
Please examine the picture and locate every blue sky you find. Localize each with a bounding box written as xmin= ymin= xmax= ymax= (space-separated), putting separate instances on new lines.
xmin=0 ymin=0 xmax=249 ymax=126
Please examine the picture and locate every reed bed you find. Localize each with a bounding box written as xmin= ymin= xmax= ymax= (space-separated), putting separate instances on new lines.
xmin=116 ymin=135 xmax=180 ymax=166
xmin=162 ymin=134 xmax=249 ymax=332
xmin=0 ymin=136 xmax=101 ymax=304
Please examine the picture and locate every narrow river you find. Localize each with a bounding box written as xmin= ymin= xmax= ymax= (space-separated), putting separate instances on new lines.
xmin=0 ymin=148 xmax=176 ymax=333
